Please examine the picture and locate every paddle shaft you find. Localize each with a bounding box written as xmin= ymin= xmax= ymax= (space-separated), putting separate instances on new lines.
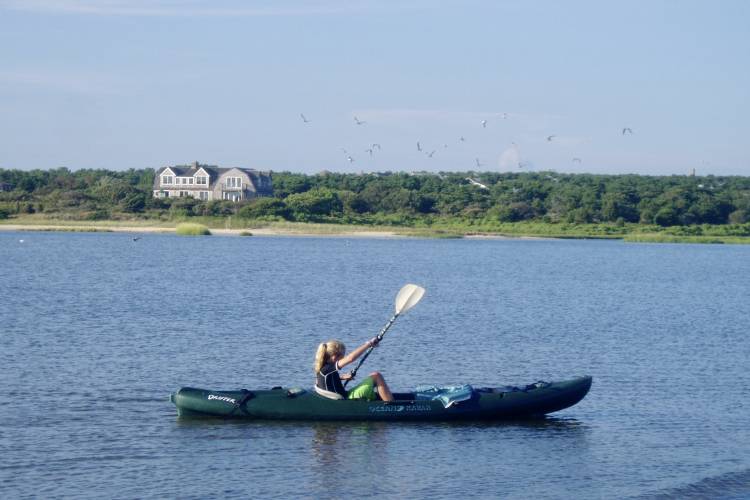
xmin=344 ymin=312 xmax=399 ymax=387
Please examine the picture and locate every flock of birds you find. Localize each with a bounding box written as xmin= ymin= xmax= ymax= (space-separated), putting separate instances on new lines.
xmin=298 ymin=112 xmax=635 ymax=181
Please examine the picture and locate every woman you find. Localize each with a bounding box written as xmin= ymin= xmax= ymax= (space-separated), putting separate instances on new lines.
xmin=314 ymin=338 xmax=394 ymax=401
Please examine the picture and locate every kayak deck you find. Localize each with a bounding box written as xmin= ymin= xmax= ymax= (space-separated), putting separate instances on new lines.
xmin=171 ymin=376 xmax=592 ymax=421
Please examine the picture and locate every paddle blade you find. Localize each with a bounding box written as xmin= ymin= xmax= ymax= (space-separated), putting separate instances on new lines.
xmin=395 ymin=284 xmax=426 ymax=315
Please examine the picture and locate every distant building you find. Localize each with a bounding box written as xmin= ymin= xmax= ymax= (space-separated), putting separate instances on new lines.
xmin=152 ymin=162 xmax=272 ymax=201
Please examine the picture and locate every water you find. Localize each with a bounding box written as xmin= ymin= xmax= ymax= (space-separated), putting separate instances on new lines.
xmin=1 ymin=231 xmax=749 ymax=499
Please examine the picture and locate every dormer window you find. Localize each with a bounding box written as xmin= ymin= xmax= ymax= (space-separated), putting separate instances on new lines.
xmin=226 ymin=177 xmax=242 ymax=188
xmin=196 ymin=176 xmax=207 ymax=185
xmin=162 ymin=175 xmax=173 ymax=185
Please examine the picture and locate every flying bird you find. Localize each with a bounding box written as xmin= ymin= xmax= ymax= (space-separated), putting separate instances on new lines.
xmin=475 ymin=158 xmax=483 ymax=168
xmin=427 ymin=150 xmax=436 ymax=158
xmin=371 ymin=143 xmax=381 ymax=150
xmin=622 ymin=127 xmax=633 ymax=135
xmin=347 ymin=156 xmax=355 ymax=163
xmin=466 ymin=178 xmax=489 ymax=190
xmin=300 ymin=113 xmax=310 ymax=123
xmin=354 ymin=116 xmax=366 ymax=125
xmin=547 ymin=135 xmax=556 ymax=142
xmin=365 ymin=148 xmax=374 ymax=156
xmin=459 ymin=136 xmax=466 ymax=142
xmin=416 ymin=141 xmax=422 ymax=152
xmin=481 ymin=120 xmax=487 ymax=128
xmin=572 ymin=158 xmax=582 ymax=163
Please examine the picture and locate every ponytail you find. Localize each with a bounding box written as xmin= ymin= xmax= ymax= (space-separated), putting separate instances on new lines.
xmin=313 ymin=342 xmax=327 ymax=374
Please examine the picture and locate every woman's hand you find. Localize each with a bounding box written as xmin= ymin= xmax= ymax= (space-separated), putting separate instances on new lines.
xmin=369 ymin=337 xmax=380 ymax=348
xmin=341 ymin=372 xmax=353 ymax=381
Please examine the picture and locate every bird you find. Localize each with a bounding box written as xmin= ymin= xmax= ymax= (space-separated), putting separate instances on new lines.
xmin=547 ymin=135 xmax=556 ymax=142
xmin=427 ymin=150 xmax=436 ymax=158
xmin=347 ymin=156 xmax=355 ymax=163
xmin=133 ymin=236 xmax=141 ymax=241
xmin=481 ymin=120 xmax=487 ymax=128
xmin=365 ymin=148 xmax=374 ymax=156
xmin=459 ymin=136 xmax=466 ymax=142
xmin=416 ymin=141 xmax=422 ymax=152
xmin=622 ymin=127 xmax=633 ymax=135
xmin=475 ymin=158 xmax=483 ymax=168
xmin=501 ymin=113 xmax=508 ymax=119
xmin=466 ymin=178 xmax=489 ymax=190
xmin=354 ymin=116 xmax=366 ymax=125
xmin=371 ymin=143 xmax=381 ymax=150
xmin=572 ymin=158 xmax=582 ymax=163
xmin=300 ymin=113 xmax=310 ymax=123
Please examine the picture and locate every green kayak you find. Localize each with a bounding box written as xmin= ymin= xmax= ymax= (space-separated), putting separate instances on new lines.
xmin=170 ymin=376 xmax=592 ymax=421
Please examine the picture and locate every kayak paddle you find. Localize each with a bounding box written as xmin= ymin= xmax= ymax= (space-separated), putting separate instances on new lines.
xmin=344 ymin=283 xmax=426 ymax=387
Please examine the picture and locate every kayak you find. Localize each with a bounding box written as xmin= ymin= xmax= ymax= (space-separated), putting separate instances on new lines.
xmin=170 ymin=375 xmax=592 ymax=421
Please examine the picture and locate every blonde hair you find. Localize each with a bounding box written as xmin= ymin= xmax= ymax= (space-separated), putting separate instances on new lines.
xmin=313 ymin=340 xmax=345 ymax=373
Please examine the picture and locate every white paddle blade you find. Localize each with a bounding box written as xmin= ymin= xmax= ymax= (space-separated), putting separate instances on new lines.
xmin=395 ymin=284 xmax=426 ymax=315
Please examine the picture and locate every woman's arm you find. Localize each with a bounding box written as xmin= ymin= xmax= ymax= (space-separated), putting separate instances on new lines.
xmin=337 ymin=337 xmax=379 ymax=369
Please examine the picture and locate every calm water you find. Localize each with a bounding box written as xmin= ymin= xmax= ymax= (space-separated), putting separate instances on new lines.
xmin=1 ymin=231 xmax=749 ymax=499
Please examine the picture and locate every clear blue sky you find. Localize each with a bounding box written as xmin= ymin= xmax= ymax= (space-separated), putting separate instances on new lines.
xmin=1 ymin=0 xmax=748 ymax=176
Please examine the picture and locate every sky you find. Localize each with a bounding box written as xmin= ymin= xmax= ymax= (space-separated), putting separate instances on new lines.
xmin=0 ymin=0 xmax=748 ymax=176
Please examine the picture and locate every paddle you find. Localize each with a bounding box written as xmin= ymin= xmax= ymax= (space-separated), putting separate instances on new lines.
xmin=344 ymin=283 xmax=426 ymax=387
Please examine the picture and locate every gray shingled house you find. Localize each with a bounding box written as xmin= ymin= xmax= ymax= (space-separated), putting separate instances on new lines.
xmin=152 ymin=162 xmax=272 ymax=201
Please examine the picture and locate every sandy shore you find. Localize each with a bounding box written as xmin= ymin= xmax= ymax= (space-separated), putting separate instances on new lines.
xmin=0 ymin=223 xmax=406 ymax=238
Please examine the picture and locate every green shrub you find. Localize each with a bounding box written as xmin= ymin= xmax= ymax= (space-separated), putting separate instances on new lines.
xmin=175 ymin=223 xmax=211 ymax=236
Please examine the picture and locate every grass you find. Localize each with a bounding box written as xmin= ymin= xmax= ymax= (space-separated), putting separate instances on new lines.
xmin=175 ymin=223 xmax=211 ymax=236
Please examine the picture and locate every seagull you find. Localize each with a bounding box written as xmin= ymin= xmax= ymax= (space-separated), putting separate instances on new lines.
xmin=354 ymin=116 xmax=366 ymax=125
xmin=416 ymin=141 xmax=422 ymax=152
xmin=460 ymin=136 xmax=466 ymax=142
xmin=300 ymin=113 xmax=310 ymax=123
xmin=347 ymin=156 xmax=355 ymax=163
xmin=501 ymin=113 xmax=508 ymax=119
xmin=365 ymin=148 xmax=374 ymax=156
xmin=475 ymin=158 xmax=483 ymax=168
xmin=547 ymin=135 xmax=556 ymax=142
xmin=467 ymin=178 xmax=489 ymax=190
xmin=371 ymin=143 xmax=381 ymax=150
xmin=427 ymin=150 xmax=436 ymax=158
xmin=622 ymin=127 xmax=633 ymax=135
xmin=133 ymin=236 xmax=141 ymax=241
xmin=572 ymin=158 xmax=582 ymax=163
xmin=481 ymin=120 xmax=487 ymax=128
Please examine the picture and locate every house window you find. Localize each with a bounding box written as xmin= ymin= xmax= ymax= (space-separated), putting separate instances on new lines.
xmin=196 ymin=176 xmax=207 ymax=185
xmin=181 ymin=178 xmax=188 ymax=185
xmin=188 ymin=178 xmax=194 ymax=185
xmin=199 ymin=191 xmax=209 ymax=200
xmin=226 ymin=176 xmax=242 ymax=188
xmin=223 ymin=192 xmax=241 ymax=201
xmin=179 ymin=191 xmax=188 ymax=197
xmin=162 ymin=176 xmax=173 ymax=185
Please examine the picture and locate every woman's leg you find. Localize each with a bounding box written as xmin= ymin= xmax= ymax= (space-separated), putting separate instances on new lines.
xmin=370 ymin=371 xmax=394 ymax=401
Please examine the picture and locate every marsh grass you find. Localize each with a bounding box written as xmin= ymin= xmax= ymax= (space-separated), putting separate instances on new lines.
xmin=175 ymin=223 xmax=211 ymax=236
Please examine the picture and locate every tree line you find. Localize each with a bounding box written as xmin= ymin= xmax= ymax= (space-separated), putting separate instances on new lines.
xmin=1 ymin=166 xmax=749 ymax=227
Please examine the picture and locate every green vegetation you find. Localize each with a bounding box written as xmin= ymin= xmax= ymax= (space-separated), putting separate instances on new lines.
xmin=175 ymin=223 xmax=211 ymax=236
xmin=2 ymin=166 xmax=750 ymax=243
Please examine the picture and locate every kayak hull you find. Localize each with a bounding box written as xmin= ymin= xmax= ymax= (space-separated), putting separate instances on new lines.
xmin=170 ymin=376 xmax=592 ymax=421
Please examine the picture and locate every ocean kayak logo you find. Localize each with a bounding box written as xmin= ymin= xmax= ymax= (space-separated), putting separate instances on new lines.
xmin=207 ymin=394 xmax=236 ymax=405
xmin=369 ymin=404 xmax=431 ymax=413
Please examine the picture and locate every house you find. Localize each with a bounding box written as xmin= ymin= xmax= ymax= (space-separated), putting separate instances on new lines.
xmin=152 ymin=162 xmax=272 ymax=201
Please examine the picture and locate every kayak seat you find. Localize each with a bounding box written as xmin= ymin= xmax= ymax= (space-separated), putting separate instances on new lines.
xmin=314 ymin=386 xmax=344 ymax=400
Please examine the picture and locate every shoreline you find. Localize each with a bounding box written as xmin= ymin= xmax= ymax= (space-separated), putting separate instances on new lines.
xmin=0 ymin=222 xmax=555 ymax=240
xmin=2 ymin=221 xmax=749 ymax=244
